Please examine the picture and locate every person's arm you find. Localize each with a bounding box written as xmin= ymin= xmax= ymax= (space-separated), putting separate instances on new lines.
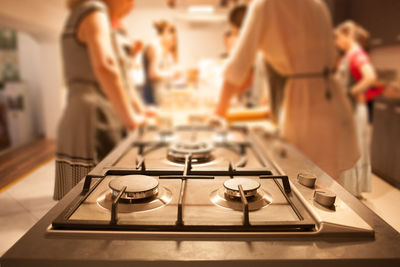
xmin=351 ymin=63 xmax=377 ymax=101
xmin=130 ymin=87 xmax=146 ymax=113
xmin=131 ymin=40 xmax=143 ymax=59
xmin=260 ymin=92 xmax=269 ymax=106
xmin=78 ymin=11 xmax=144 ymax=130
xmin=215 ymin=81 xmax=239 ymax=117
xmin=215 ymin=0 xmax=265 ymax=117
xmin=215 ymin=72 xmax=253 ymax=117
xmin=236 ymin=69 xmax=254 ymax=94
xmin=129 ymin=86 xmax=158 ymax=117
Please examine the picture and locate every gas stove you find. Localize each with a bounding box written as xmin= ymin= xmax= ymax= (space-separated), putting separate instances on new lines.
xmin=5 ymin=125 xmax=400 ymax=267
xmin=50 ymin=126 xmax=373 ymax=236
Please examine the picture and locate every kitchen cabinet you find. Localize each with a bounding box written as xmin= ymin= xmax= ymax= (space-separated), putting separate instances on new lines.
xmin=371 ymin=97 xmax=400 ymax=188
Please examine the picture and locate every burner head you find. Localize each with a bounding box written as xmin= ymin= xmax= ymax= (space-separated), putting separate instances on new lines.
xmin=167 ymin=141 xmax=214 ymax=163
xmin=157 ymin=129 xmax=176 ymax=142
xmin=98 ymin=187 xmax=172 ymax=213
xmin=223 ymin=178 xmax=261 ymax=198
xmin=109 ymin=175 xmax=159 ymax=200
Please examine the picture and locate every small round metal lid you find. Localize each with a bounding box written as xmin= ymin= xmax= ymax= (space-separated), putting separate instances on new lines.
xmin=109 ymin=175 xmax=159 ymax=194
xmin=223 ymin=178 xmax=261 ymax=198
xmin=168 ymin=141 xmax=214 ymax=163
xmin=169 ymin=141 xmax=214 ymax=155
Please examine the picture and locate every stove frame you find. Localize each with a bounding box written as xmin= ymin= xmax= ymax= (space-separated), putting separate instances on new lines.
xmin=52 ymin=126 xmax=316 ymax=232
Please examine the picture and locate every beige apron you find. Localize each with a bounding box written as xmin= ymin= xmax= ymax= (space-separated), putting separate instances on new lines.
xmin=224 ymin=0 xmax=360 ymax=179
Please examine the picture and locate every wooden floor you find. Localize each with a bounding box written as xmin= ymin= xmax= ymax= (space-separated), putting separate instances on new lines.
xmin=0 ymin=139 xmax=56 ymax=191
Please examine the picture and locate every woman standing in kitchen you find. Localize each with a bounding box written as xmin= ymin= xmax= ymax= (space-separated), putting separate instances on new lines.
xmin=141 ymin=20 xmax=181 ymax=105
xmin=54 ymin=0 xmax=146 ymax=200
xmin=335 ymin=21 xmax=377 ymax=197
xmin=215 ymin=0 xmax=359 ymax=179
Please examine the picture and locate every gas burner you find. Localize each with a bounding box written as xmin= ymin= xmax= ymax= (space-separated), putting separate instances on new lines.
xmin=157 ymin=129 xmax=176 ymax=142
xmin=97 ymin=175 xmax=172 ymax=213
xmin=210 ymin=179 xmax=272 ymax=211
xmin=223 ymin=178 xmax=261 ymax=198
xmin=52 ymin=127 xmax=321 ymax=234
xmin=108 ymin=175 xmax=159 ymax=200
xmin=97 ymin=187 xmax=172 ymax=213
xmin=167 ymin=141 xmax=214 ymax=163
xmin=213 ymin=128 xmax=229 ymax=143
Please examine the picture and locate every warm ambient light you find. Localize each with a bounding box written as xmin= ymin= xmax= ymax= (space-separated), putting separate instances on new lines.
xmin=188 ymin=5 xmax=215 ymax=14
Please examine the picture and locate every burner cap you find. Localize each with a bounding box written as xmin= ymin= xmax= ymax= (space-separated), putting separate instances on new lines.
xmin=170 ymin=141 xmax=213 ymax=154
xmin=109 ymin=175 xmax=159 ymax=200
xmin=167 ymin=141 xmax=214 ymax=163
xmin=223 ymin=178 xmax=261 ymax=198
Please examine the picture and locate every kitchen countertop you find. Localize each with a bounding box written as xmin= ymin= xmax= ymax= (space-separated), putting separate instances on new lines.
xmin=1 ymin=126 xmax=400 ymax=267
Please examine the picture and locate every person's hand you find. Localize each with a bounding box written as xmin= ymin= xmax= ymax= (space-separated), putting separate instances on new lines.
xmin=186 ymin=68 xmax=199 ymax=84
xmin=355 ymin=92 xmax=366 ymax=104
xmin=172 ymin=69 xmax=183 ymax=80
xmin=144 ymin=106 xmax=159 ymax=118
xmin=125 ymin=113 xmax=147 ymax=131
xmin=131 ymin=41 xmax=143 ymax=58
xmin=351 ymin=87 xmax=365 ymax=103
xmin=156 ymin=113 xmax=173 ymax=129
xmin=207 ymin=114 xmax=227 ymax=129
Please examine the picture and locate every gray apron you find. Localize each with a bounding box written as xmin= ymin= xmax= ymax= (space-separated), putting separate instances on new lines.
xmin=54 ymin=0 xmax=125 ymax=200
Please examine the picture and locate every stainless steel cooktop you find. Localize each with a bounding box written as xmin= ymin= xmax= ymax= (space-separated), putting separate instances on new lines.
xmin=50 ymin=126 xmax=373 ymax=236
xmin=7 ymin=126 xmax=399 ymax=267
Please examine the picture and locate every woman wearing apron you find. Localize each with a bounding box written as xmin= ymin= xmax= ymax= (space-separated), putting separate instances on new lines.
xmin=110 ymin=18 xmax=150 ymax=115
xmin=141 ymin=20 xmax=180 ymax=105
xmin=215 ymin=0 xmax=359 ymax=179
xmin=54 ymin=0 xmax=144 ymax=200
xmin=335 ymin=21 xmax=376 ymax=197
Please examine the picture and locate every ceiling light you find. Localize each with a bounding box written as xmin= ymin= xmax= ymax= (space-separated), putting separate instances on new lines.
xmin=188 ymin=5 xmax=215 ymax=14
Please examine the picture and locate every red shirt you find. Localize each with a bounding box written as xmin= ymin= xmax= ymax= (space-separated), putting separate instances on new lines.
xmin=346 ymin=48 xmax=383 ymax=102
xmin=346 ymin=48 xmax=370 ymax=82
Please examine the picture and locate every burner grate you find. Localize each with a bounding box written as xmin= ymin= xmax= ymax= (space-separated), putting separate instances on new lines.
xmin=52 ymin=126 xmax=315 ymax=233
xmin=79 ymin=152 xmax=296 ymax=229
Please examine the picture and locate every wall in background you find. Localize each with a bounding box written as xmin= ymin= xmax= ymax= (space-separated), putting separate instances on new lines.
xmin=325 ymin=0 xmax=400 ymax=85
xmin=0 ymin=0 xmax=66 ymax=43
xmin=370 ymin=45 xmax=400 ymax=83
xmin=125 ymin=7 xmax=227 ymax=68
xmin=327 ymin=0 xmax=400 ymax=48
xmin=348 ymin=0 xmax=400 ymax=48
xmin=17 ymin=32 xmax=43 ymax=137
xmin=0 ymin=31 xmax=64 ymax=144
xmin=0 ymin=0 xmax=66 ymax=140
xmin=36 ymin=41 xmax=65 ymax=140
